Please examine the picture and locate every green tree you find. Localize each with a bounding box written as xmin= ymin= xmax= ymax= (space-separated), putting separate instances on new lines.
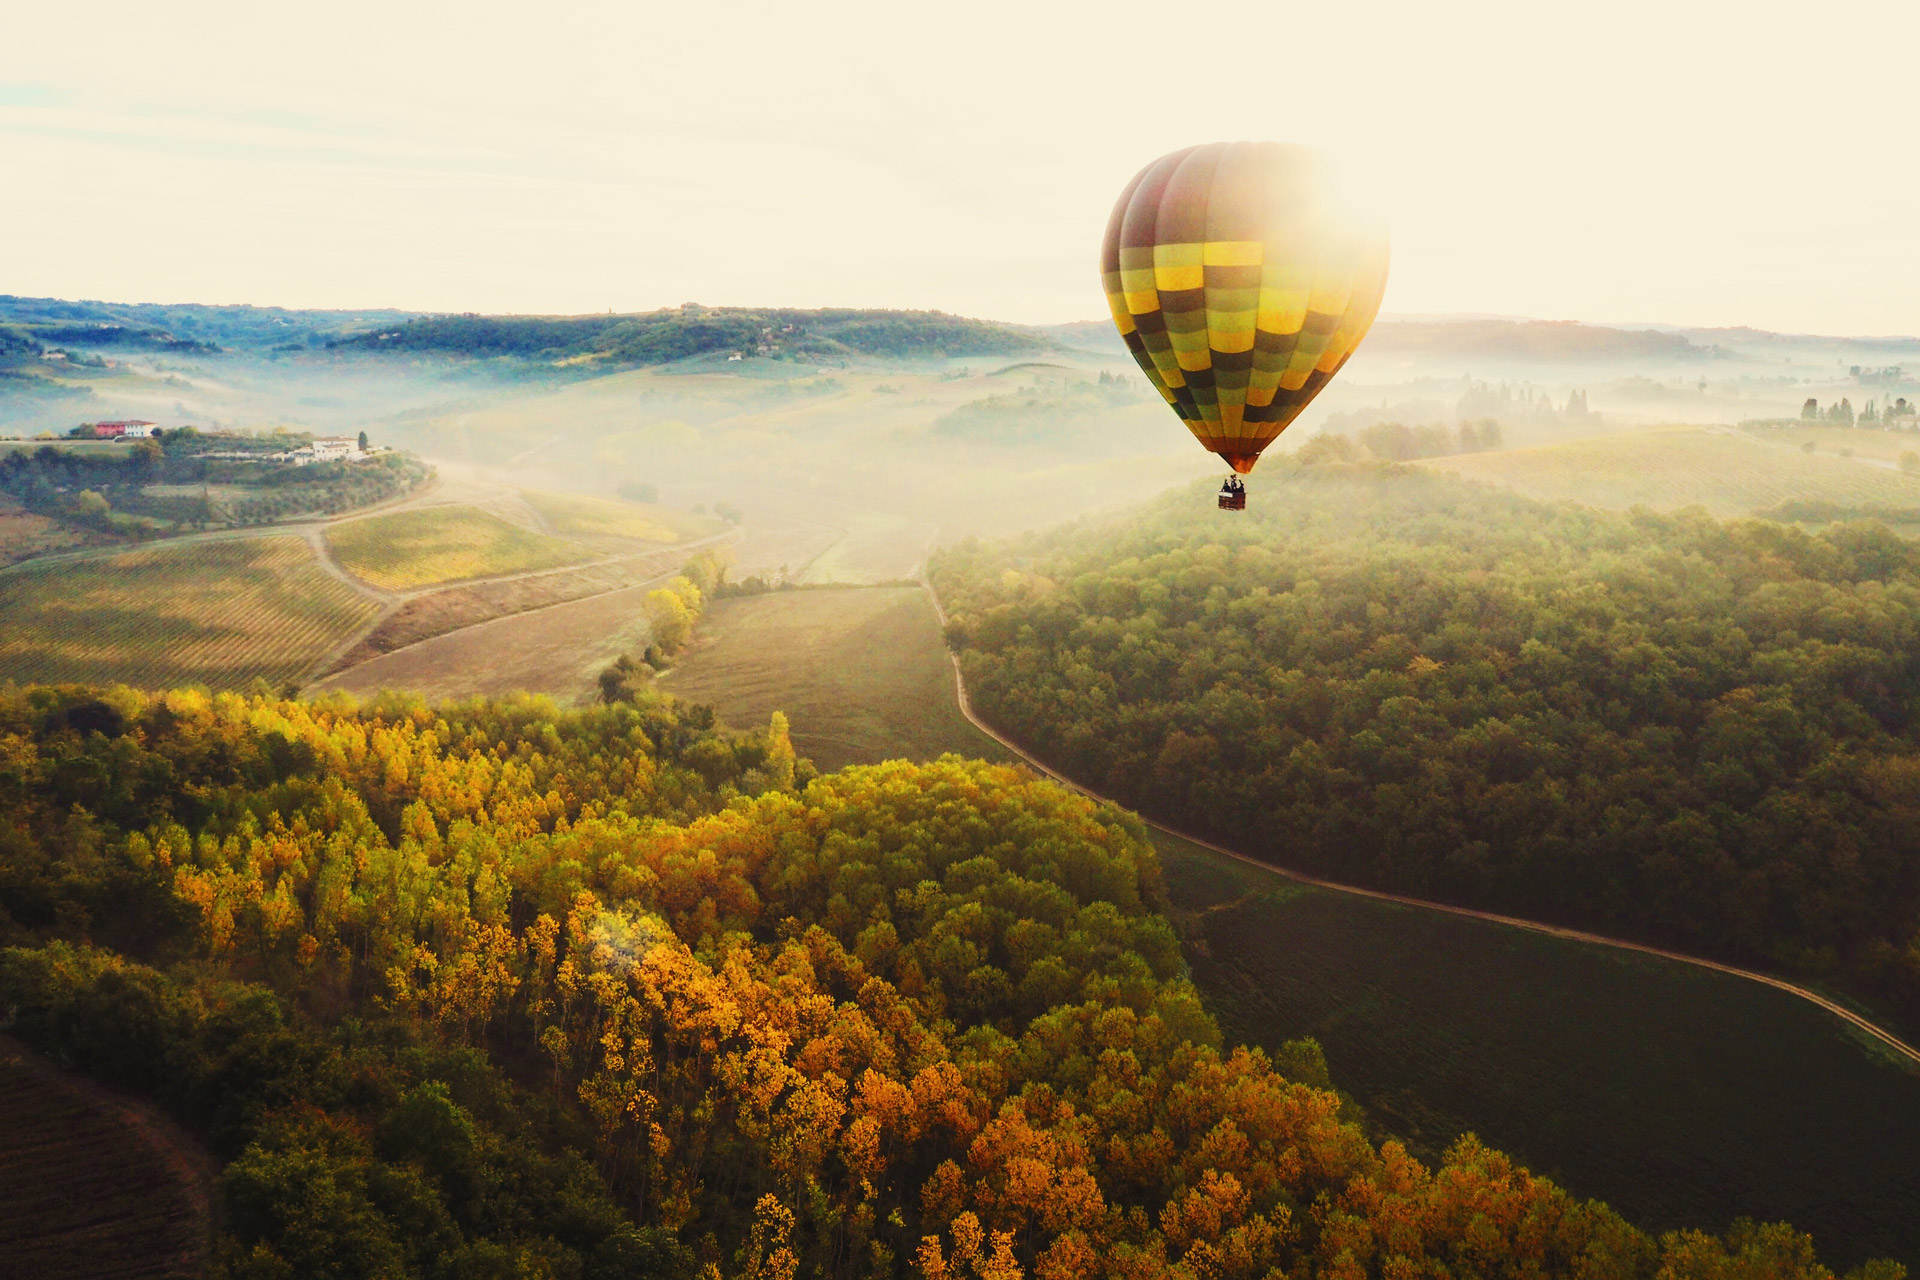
xmin=644 ymin=586 xmax=694 ymax=653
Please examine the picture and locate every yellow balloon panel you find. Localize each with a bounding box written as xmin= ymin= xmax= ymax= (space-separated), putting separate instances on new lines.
xmin=1100 ymin=142 xmax=1389 ymax=473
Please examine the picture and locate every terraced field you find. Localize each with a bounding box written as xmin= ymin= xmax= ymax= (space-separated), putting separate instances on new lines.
xmin=1425 ymin=427 xmax=1920 ymax=516
xmin=521 ymin=489 xmax=719 ymax=544
xmin=325 ymin=504 xmax=591 ymax=590
xmin=0 ymin=537 xmax=380 ymax=691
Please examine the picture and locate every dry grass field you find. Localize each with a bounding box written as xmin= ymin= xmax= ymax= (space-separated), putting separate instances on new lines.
xmin=0 ymin=494 xmax=88 ymax=565
xmin=1743 ymin=421 xmax=1920 ymax=464
xmin=521 ymin=489 xmax=719 ymax=545
xmin=0 ymin=537 xmax=379 ymax=691
xmin=656 ymin=586 xmax=1006 ymax=771
xmin=325 ymin=504 xmax=591 ymax=590
xmin=312 ymin=577 xmax=661 ymax=705
xmin=1424 ymin=427 xmax=1920 ymax=516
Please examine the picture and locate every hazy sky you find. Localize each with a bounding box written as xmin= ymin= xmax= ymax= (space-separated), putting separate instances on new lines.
xmin=5 ymin=1 xmax=1916 ymax=332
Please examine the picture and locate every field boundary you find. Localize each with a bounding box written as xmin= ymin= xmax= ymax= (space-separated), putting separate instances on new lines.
xmin=919 ymin=580 xmax=1920 ymax=1073
xmin=305 ymin=530 xmax=740 ymax=693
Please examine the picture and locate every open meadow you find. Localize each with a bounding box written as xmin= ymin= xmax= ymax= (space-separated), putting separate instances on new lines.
xmin=324 ymin=503 xmax=591 ymax=590
xmin=0 ymin=537 xmax=380 ymax=692
xmin=660 ymin=579 xmax=1920 ymax=1269
xmin=1423 ymin=426 xmax=1920 ymax=516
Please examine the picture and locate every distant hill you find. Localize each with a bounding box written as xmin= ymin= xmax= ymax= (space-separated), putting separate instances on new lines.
xmin=1042 ymin=316 xmax=1728 ymax=366
xmin=1362 ymin=318 xmax=1717 ymax=363
xmin=1680 ymin=325 xmax=1920 ymax=356
xmin=1037 ymin=319 xmax=1130 ymax=357
xmin=0 ymin=295 xmax=417 ymax=354
xmin=335 ymin=306 xmax=1057 ymax=367
xmin=13 ymin=290 xmax=1916 ymax=371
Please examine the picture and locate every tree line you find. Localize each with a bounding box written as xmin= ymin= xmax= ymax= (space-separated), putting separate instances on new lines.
xmin=931 ymin=461 xmax=1920 ymax=1027
xmin=0 ymin=680 xmax=1891 ymax=1279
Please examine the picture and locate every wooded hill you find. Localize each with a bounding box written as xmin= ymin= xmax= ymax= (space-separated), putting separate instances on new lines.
xmin=0 ymin=431 xmax=429 ymax=531
xmin=931 ymin=462 xmax=1920 ymax=1029
xmin=0 ymin=294 xmax=417 ymax=355
xmin=0 ymin=683 xmax=1890 ymax=1280
xmin=333 ymin=307 xmax=1057 ymax=366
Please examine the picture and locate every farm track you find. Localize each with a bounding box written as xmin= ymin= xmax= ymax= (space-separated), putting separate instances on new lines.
xmin=0 ymin=1035 xmax=214 ymax=1280
xmin=920 ymin=580 xmax=1920 ymax=1073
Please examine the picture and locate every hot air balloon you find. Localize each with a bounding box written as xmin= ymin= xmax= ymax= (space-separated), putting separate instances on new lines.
xmin=1100 ymin=142 xmax=1389 ymax=509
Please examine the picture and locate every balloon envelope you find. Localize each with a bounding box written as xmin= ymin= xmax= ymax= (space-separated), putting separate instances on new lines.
xmin=1101 ymin=142 xmax=1389 ymax=473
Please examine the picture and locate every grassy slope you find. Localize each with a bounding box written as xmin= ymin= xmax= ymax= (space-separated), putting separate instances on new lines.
xmin=0 ymin=537 xmax=379 ymax=691
xmin=660 ymin=583 xmax=1920 ymax=1269
xmin=325 ymin=505 xmax=591 ymax=590
xmin=1749 ymin=422 xmax=1920 ymax=464
xmin=1423 ymin=427 xmax=1920 ymax=516
xmin=656 ymin=586 xmax=1008 ymax=772
xmin=519 ymin=490 xmax=721 ymax=545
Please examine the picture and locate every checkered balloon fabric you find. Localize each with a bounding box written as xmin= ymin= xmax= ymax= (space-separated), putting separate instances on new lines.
xmin=1101 ymin=142 xmax=1390 ymax=474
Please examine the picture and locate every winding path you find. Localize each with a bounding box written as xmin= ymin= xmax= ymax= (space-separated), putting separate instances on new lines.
xmin=919 ymin=580 xmax=1920 ymax=1073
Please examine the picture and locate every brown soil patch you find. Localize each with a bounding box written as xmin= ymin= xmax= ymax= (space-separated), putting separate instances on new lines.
xmin=0 ymin=499 xmax=90 ymax=567
xmin=0 ymin=1035 xmax=215 ymax=1280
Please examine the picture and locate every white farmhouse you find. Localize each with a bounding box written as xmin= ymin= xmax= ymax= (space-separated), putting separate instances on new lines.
xmin=311 ymin=435 xmax=358 ymax=462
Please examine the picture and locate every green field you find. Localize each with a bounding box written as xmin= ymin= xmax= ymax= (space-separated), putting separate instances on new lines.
xmin=656 ymin=585 xmax=1007 ymax=771
xmin=1152 ymin=833 xmax=1920 ymax=1266
xmin=325 ymin=504 xmax=591 ymax=590
xmin=1424 ymin=426 xmax=1920 ymax=516
xmin=662 ymin=583 xmax=1920 ymax=1268
xmin=520 ymin=489 xmax=720 ymax=545
xmin=0 ymin=537 xmax=380 ymax=692
xmin=0 ymin=438 xmax=127 ymax=457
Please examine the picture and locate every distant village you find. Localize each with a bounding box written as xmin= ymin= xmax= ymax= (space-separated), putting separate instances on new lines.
xmin=39 ymin=421 xmax=383 ymax=465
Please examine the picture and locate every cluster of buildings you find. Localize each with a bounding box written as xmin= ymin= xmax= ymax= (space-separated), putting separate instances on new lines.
xmin=64 ymin=421 xmax=375 ymax=464
xmin=53 ymin=421 xmax=377 ymax=463
xmin=252 ymin=436 xmax=369 ymax=466
xmin=305 ymin=435 xmax=362 ymax=463
xmin=84 ymin=420 xmax=159 ymax=438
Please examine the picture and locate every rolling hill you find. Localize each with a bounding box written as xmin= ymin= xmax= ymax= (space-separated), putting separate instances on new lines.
xmin=333 ymin=305 xmax=1058 ymax=367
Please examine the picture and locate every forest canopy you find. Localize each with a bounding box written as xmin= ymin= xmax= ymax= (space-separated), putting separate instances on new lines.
xmin=930 ymin=462 xmax=1920 ymax=1027
xmin=0 ymin=681 xmax=1889 ymax=1279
